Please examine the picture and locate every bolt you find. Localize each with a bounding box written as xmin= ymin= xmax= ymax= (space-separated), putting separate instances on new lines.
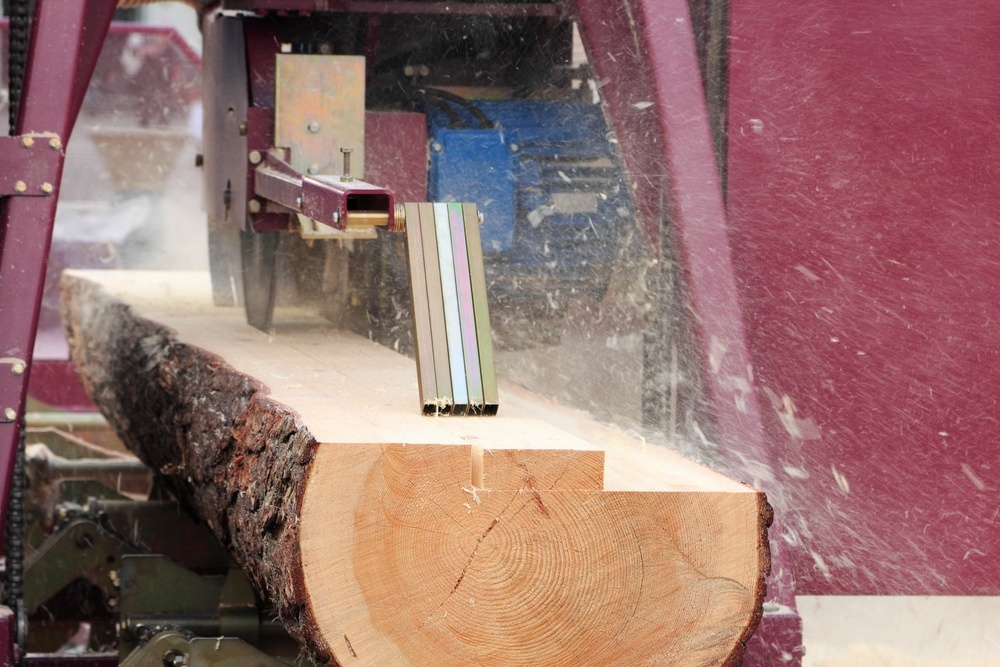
xmin=48 ymin=137 xmax=61 ymax=150
xmin=248 ymin=150 xmax=262 ymax=164
xmin=3 ymin=408 xmax=15 ymax=422
xmin=20 ymin=136 xmax=33 ymax=148
xmin=308 ymin=164 xmax=320 ymax=175
xmin=248 ymin=199 xmax=262 ymax=214
xmin=431 ymin=141 xmax=443 ymax=153
xmin=332 ymin=211 xmax=341 ymax=225
xmin=11 ymin=362 xmax=25 ymax=376
xmin=14 ymin=181 xmax=26 ymax=193
xmin=509 ymin=143 xmax=519 ymax=153
xmin=308 ymin=121 xmax=320 ymax=133
xmin=238 ymin=121 xmax=248 ymax=136
xmin=162 ymin=649 xmax=184 ymax=666
xmin=40 ymin=182 xmax=53 ymax=195
xmin=340 ymin=147 xmax=353 ymax=179
xmin=477 ymin=211 xmax=484 ymax=226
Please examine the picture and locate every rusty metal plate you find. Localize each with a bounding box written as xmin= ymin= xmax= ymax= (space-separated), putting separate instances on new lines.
xmin=275 ymin=54 xmax=365 ymax=178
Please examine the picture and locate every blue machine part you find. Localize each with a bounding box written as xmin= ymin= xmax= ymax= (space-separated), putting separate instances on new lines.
xmin=426 ymin=99 xmax=633 ymax=305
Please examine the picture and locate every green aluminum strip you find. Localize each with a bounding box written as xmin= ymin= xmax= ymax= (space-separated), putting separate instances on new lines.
xmin=462 ymin=203 xmax=499 ymax=414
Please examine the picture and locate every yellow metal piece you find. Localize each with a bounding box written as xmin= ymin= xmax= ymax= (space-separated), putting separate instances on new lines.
xmin=297 ymin=214 xmax=376 ymax=241
xmin=275 ymin=55 xmax=366 ymax=178
xmin=344 ymin=211 xmax=389 ymax=228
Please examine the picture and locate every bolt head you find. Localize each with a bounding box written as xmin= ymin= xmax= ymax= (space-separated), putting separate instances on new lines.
xmin=248 ymin=150 xmax=262 ymax=164
xmin=432 ymin=142 xmax=443 ymax=153
xmin=20 ymin=136 xmax=33 ymax=148
xmin=48 ymin=137 xmax=61 ymax=150
xmin=14 ymin=181 xmax=26 ymax=193
xmin=248 ymin=199 xmax=262 ymax=214
xmin=11 ymin=362 xmax=25 ymax=376
xmin=40 ymin=182 xmax=54 ymax=195
xmin=308 ymin=122 xmax=320 ymax=133
xmin=4 ymin=408 xmax=16 ymax=422
xmin=308 ymin=164 xmax=320 ymax=175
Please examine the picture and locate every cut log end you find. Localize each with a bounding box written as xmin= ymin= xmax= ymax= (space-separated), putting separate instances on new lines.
xmin=61 ymin=270 xmax=770 ymax=666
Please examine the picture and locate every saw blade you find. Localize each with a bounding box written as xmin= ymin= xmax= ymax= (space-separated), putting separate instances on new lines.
xmin=240 ymin=229 xmax=278 ymax=333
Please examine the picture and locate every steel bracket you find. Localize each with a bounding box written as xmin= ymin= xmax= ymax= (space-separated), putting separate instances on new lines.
xmin=0 ymin=134 xmax=63 ymax=197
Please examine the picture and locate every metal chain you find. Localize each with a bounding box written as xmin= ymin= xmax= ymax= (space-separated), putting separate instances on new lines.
xmin=3 ymin=419 xmax=26 ymax=660
xmin=7 ymin=0 xmax=32 ymax=131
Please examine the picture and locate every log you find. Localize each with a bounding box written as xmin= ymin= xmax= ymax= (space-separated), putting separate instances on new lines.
xmin=61 ymin=269 xmax=771 ymax=667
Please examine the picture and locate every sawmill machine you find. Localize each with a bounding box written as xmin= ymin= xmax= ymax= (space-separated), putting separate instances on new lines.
xmin=0 ymin=0 xmax=806 ymax=665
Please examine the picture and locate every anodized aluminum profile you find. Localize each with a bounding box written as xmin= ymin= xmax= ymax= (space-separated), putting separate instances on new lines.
xmin=462 ymin=203 xmax=498 ymax=414
xmin=447 ymin=203 xmax=485 ymax=412
xmin=405 ymin=202 xmax=498 ymax=416
xmin=433 ymin=203 xmax=470 ymax=414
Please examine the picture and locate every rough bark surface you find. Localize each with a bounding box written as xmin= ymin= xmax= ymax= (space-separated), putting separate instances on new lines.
xmin=61 ymin=277 xmax=326 ymax=656
xmin=61 ymin=271 xmax=771 ymax=667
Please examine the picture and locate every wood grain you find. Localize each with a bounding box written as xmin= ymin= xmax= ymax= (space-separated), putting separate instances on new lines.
xmin=61 ymin=270 xmax=770 ymax=666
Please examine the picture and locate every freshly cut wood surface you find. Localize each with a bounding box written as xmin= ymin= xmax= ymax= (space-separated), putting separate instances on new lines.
xmin=62 ymin=270 xmax=771 ymax=667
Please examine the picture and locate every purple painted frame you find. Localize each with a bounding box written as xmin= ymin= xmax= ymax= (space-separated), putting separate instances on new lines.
xmin=573 ymin=0 xmax=802 ymax=662
xmin=0 ymin=0 xmax=117 ymax=535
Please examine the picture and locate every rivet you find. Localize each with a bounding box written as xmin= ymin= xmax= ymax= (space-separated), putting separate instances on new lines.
xmin=248 ymin=199 xmax=262 ymax=213
xmin=431 ymin=142 xmax=443 ymax=153
xmin=48 ymin=137 xmax=61 ymax=150
xmin=20 ymin=136 xmax=33 ymax=148
xmin=332 ymin=211 xmax=341 ymax=225
xmin=248 ymin=150 xmax=262 ymax=164
xmin=14 ymin=181 xmax=27 ymax=193
xmin=3 ymin=408 xmax=15 ymax=421
xmin=40 ymin=182 xmax=54 ymax=195
xmin=308 ymin=122 xmax=320 ymax=133
xmin=307 ymin=164 xmax=320 ymax=175
xmin=11 ymin=362 xmax=25 ymax=376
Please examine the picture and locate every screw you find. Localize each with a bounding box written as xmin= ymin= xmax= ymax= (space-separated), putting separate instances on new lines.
xmin=340 ymin=147 xmax=353 ymax=180
xmin=477 ymin=211 xmax=484 ymax=226
xmin=20 ymin=136 xmax=33 ymax=148
xmin=48 ymin=137 xmax=61 ymax=150
xmin=308 ymin=121 xmax=320 ymax=133
xmin=3 ymin=408 xmax=15 ymax=421
xmin=248 ymin=199 xmax=261 ymax=214
xmin=248 ymin=150 xmax=262 ymax=164
xmin=11 ymin=362 xmax=25 ymax=376
xmin=40 ymin=182 xmax=53 ymax=195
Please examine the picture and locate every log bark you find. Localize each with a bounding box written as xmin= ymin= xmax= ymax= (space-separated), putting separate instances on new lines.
xmin=61 ymin=270 xmax=771 ymax=667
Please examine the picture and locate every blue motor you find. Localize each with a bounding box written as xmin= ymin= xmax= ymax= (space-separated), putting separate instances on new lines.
xmin=426 ymin=99 xmax=633 ymax=310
